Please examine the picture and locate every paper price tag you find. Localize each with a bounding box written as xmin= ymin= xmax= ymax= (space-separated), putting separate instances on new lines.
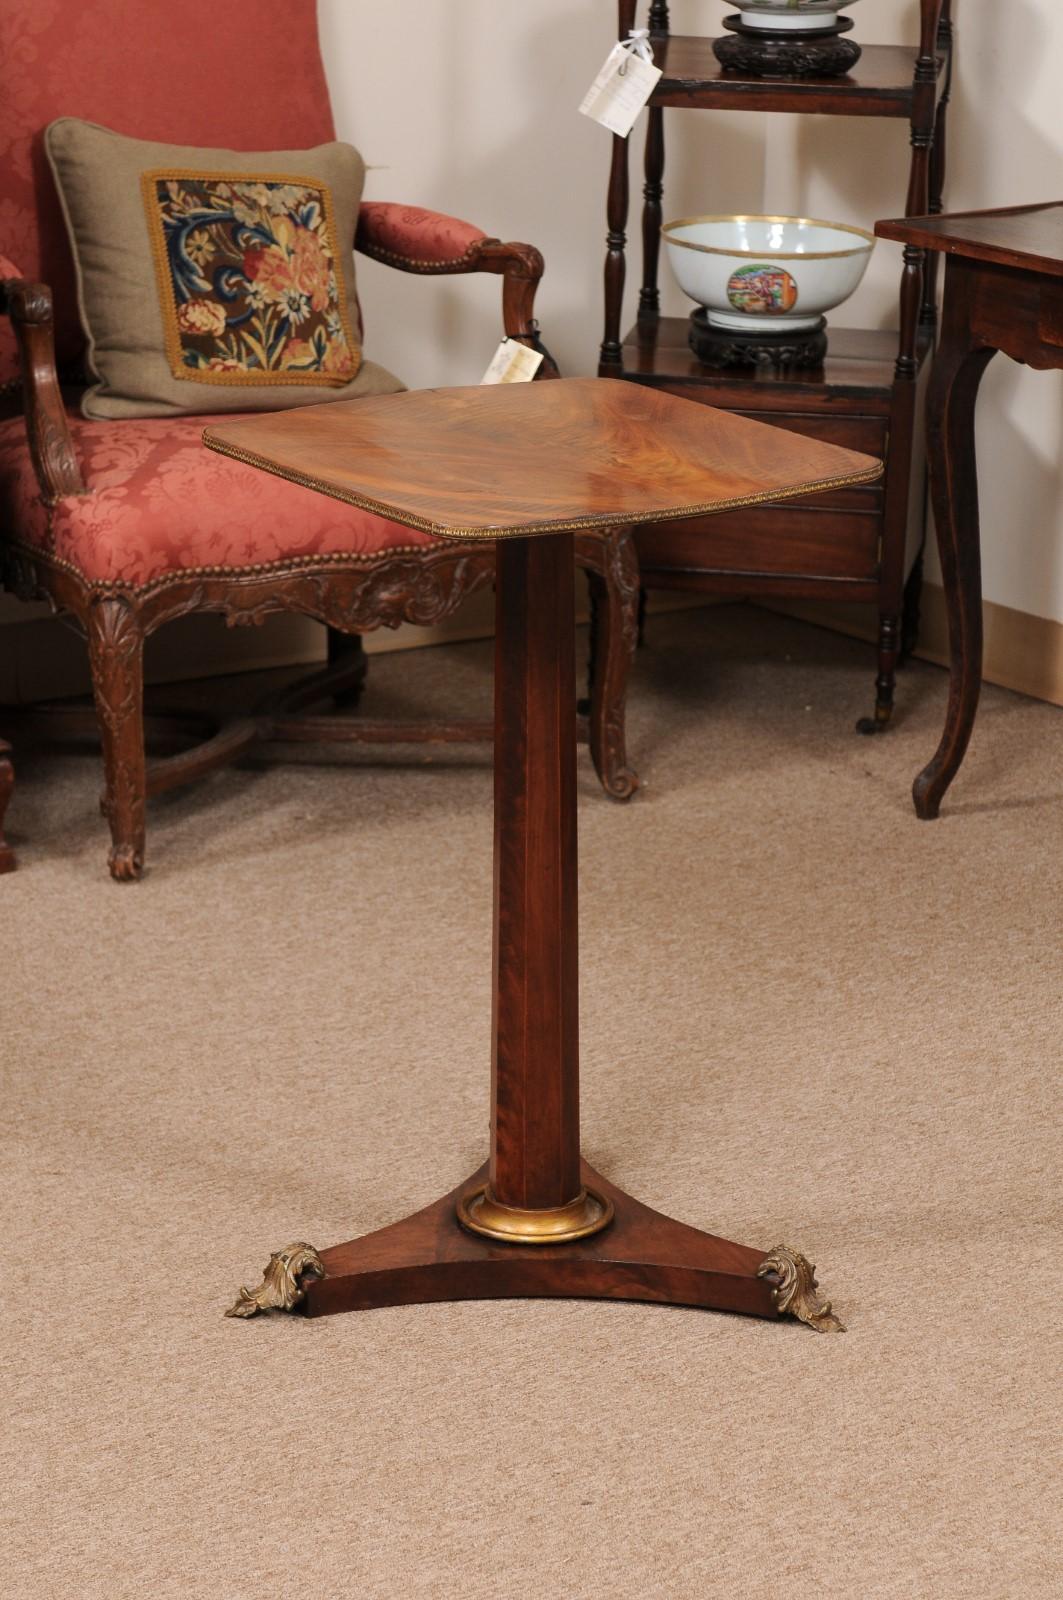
xmin=579 ymin=39 xmax=661 ymax=139
xmin=481 ymin=338 xmax=544 ymax=386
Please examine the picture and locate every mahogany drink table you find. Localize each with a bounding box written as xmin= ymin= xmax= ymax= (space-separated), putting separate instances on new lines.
xmin=876 ymin=203 xmax=1063 ymax=817
xmin=207 ymin=379 xmax=880 ymax=1334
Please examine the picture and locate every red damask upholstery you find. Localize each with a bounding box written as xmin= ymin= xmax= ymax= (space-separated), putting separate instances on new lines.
xmin=0 ymin=0 xmax=336 ymax=382
xmin=0 ymin=0 xmax=595 ymax=882
xmin=357 ymin=204 xmax=488 ymax=270
xmin=0 ymin=413 xmax=435 ymax=587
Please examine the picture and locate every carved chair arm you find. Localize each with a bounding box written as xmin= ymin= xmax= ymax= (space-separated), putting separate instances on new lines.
xmin=355 ymin=202 xmax=559 ymax=376
xmin=0 ymin=271 xmax=84 ymax=500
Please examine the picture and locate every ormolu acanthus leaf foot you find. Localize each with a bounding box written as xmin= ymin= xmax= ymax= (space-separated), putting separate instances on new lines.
xmin=224 ymin=1242 xmax=325 ymax=1319
xmin=757 ymin=1245 xmax=846 ymax=1333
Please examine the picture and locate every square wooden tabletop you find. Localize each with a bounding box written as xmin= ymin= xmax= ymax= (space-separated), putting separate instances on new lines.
xmin=204 ymin=377 xmax=882 ymax=541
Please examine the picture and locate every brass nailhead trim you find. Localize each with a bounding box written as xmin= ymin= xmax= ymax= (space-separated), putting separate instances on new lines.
xmin=7 ymin=534 xmax=463 ymax=598
xmin=357 ymin=238 xmax=486 ymax=274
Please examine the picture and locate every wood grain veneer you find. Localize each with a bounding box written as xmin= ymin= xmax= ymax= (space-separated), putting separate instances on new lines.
xmin=205 ymin=378 xmax=881 ymax=541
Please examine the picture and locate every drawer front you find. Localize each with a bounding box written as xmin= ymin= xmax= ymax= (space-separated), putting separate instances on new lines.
xmin=643 ymin=385 xmax=888 ymax=504
xmin=730 ymin=410 xmax=886 ymax=510
xmin=646 ymin=380 xmax=889 ymax=444
xmin=729 ymin=409 xmax=887 ymax=460
xmin=636 ymin=503 xmax=882 ymax=583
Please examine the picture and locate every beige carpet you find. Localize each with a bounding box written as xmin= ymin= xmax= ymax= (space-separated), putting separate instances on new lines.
xmin=4 ymin=605 xmax=1060 ymax=1599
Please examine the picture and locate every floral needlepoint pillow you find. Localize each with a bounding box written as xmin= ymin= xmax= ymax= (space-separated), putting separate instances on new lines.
xmin=143 ymin=171 xmax=358 ymax=387
xmin=45 ymin=120 xmax=404 ymax=419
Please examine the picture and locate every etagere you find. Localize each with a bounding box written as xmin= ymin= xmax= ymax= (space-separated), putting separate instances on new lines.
xmin=600 ymin=0 xmax=954 ymax=729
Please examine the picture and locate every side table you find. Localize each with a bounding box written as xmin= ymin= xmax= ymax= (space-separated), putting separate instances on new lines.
xmin=876 ymin=203 xmax=1063 ymax=817
xmin=207 ymin=379 xmax=879 ymax=1333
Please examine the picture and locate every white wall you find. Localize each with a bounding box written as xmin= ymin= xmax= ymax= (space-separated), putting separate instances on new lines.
xmin=323 ymin=0 xmax=1063 ymax=625
xmin=320 ymin=0 xmax=768 ymax=379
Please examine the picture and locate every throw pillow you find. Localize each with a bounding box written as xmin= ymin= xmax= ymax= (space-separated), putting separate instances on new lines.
xmin=45 ymin=119 xmax=404 ymax=419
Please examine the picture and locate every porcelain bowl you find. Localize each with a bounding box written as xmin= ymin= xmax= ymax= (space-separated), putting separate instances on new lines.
xmin=662 ymin=214 xmax=874 ymax=333
xmin=733 ymin=1 xmax=862 ymax=32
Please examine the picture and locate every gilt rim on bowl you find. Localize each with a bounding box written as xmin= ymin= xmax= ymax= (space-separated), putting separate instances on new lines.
xmin=662 ymin=214 xmax=876 ymax=262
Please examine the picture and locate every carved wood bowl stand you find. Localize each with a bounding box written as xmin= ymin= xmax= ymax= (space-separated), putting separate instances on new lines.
xmin=210 ymin=379 xmax=880 ymax=1334
xmin=714 ymin=15 xmax=861 ymax=80
xmin=688 ymin=306 xmax=829 ymax=371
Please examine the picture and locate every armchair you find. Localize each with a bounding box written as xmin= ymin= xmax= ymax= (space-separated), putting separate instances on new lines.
xmin=0 ymin=0 xmax=638 ymax=880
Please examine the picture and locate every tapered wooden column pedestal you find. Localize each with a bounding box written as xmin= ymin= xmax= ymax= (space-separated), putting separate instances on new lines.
xmin=266 ymin=540 xmax=779 ymax=1325
xmin=291 ymin=537 xmax=772 ymax=1321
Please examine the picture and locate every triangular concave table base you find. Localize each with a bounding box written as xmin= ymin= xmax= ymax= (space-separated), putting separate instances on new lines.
xmin=302 ymin=1162 xmax=779 ymax=1322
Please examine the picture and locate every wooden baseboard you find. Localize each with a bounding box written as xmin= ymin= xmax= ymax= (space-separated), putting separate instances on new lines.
xmin=768 ymin=583 xmax=1063 ymax=709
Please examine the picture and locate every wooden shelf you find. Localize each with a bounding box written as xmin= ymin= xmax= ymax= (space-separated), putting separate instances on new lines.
xmin=597 ymin=2 xmax=953 ymax=720
xmin=616 ymin=321 xmax=933 ymax=413
xmin=652 ymin=37 xmax=947 ymax=118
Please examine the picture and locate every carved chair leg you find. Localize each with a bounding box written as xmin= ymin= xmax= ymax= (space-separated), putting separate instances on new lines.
xmin=577 ymin=527 xmax=640 ymax=801
xmin=325 ymin=627 xmax=369 ymax=709
xmin=0 ymin=740 xmax=14 ymax=873
xmin=86 ymin=597 xmax=147 ymax=881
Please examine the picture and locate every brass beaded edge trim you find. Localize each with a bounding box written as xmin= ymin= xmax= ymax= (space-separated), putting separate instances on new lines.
xmin=203 ymin=432 xmax=883 ymax=541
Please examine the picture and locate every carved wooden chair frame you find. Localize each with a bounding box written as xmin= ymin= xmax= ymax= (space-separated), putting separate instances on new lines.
xmin=1 ymin=224 xmax=639 ymax=879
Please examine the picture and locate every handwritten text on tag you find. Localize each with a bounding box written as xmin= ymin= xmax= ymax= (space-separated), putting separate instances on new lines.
xmin=481 ymin=338 xmax=545 ymax=386
xmin=579 ymin=39 xmax=661 ymax=139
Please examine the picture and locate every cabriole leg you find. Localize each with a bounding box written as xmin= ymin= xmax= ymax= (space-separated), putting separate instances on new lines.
xmin=87 ymin=597 xmax=146 ymax=881
xmin=913 ymin=300 xmax=996 ymax=818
